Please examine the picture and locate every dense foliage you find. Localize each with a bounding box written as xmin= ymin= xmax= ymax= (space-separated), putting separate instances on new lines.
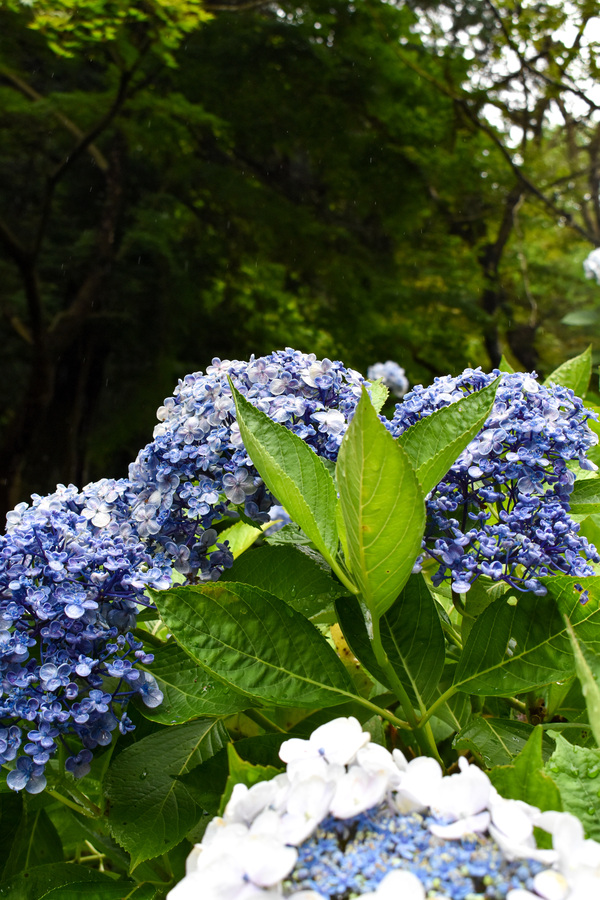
xmin=1 ymin=346 xmax=600 ymax=899
xmin=1 ymin=0 xmax=600 ymax=516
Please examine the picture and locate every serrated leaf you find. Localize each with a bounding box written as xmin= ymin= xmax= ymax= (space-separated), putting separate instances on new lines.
xmin=489 ymin=727 xmax=562 ymax=813
xmin=452 ymin=585 xmax=600 ymax=696
xmin=367 ymin=378 xmax=389 ymax=413
xmin=0 ymin=864 xmax=118 ymax=900
xmin=396 ymin=378 xmax=499 ymax=496
xmin=545 ymin=734 xmax=600 ymax=840
xmin=336 ymin=575 xmax=445 ymax=709
xmin=569 ymin=479 xmax=600 ymax=516
xmin=136 ymin=642 xmax=252 ymax=725
xmin=337 ymin=388 xmax=425 ymax=620
xmin=454 ymin=718 xmax=555 ymax=768
xmin=230 ymin=383 xmax=339 ymax=565
xmin=105 ymin=718 xmax=227 ymax=868
xmin=43 ymin=885 xmax=157 ymax=900
xmin=218 ymin=519 xmax=268 ymax=558
xmin=563 ymin=616 xmax=600 ymax=747
xmin=222 ymin=543 xmax=344 ymax=620
xmin=455 ymin=576 xmax=600 ymax=697
xmin=544 ymin=345 xmax=592 ymax=397
xmin=152 ymin=582 xmax=357 ymax=708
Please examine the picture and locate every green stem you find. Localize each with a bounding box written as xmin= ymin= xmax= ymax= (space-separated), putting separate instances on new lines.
xmin=505 ymin=696 xmax=527 ymax=714
xmin=419 ymin=683 xmax=460 ymax=728
xmin=369 ymin=617 xmax=443 ymax=765
xmin=48 ymin=789 xmax=98 ymax=818
xmin=326 ymin=555 xmax=360 ymax=596
xmin=244 ymin=709 xmax=287 ymax=734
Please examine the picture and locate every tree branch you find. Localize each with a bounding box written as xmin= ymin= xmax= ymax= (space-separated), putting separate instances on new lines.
xmin=0 ymin=64 xmax=109 ymax=172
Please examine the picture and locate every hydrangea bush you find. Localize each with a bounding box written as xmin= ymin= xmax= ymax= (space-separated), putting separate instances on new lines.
xmin=390 ymin=368 xmax=600 ymax=595
xmin=0 ymin=346 xmax=599 ymax=900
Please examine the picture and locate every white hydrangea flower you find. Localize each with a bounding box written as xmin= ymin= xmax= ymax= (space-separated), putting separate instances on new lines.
xmin=360 ymin=869 xmax=426 ymax=900
xmin=279 ymin=716 xmax=370 ymax=767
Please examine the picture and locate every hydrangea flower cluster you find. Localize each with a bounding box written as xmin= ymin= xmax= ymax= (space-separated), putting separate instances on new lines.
xmin=0 ymin=478 xmax=170 ymax=792
xmin=168 ymin=717 xmax=599 ymax=900
xmin=367 ymin=361 xmax=409 ymax=398
xmin=128 ymin=349 xmax=364 ymax=580
xmin=390 ymin=369 xmax=600 ymax=595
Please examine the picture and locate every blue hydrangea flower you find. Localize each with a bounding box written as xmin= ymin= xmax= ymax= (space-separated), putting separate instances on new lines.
xmin=0 ymin=478 xmax=170 ymax=789
xmin=367 ymin=361 xmax=409 ymax=398
xmin=390 ymin=369 xmax=600 ymax=595
xmin=128 ymin=349 xmax=365 ymax=581
xmin=285 ymin=804 xmax=546 ymax=898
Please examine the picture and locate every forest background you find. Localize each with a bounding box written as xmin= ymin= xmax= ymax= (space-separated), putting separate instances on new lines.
xmin=1 ymin=0 xmax=600 ymax=521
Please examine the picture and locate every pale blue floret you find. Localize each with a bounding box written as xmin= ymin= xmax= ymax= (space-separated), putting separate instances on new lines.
xmin=285 ymin=803 xmax=545 ymax=899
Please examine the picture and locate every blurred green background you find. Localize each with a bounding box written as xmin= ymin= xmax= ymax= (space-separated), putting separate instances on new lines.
xmin=1 ymin=0 xmax=599 ymax=516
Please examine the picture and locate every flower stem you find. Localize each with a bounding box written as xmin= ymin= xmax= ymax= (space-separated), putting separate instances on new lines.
xmin=369 ymin=616 xmax=443 ymax=766
xmin=48 ymin=788 xmax=98 ymax=818
xmin=243 ymin=709 xmax=287 ymax=734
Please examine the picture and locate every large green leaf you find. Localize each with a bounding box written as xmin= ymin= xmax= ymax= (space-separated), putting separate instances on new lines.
xmin=230 ymin=384 xmax=339 ymax=564
xmin=336 ymin=388 xmax=425 ymax=619
xmin=545 ymin=734 xmax=600 ymax=840
xmin=397 ymin=378 xmax=499 ymax=495
xmin=1 ymin=804 xmax=63 ymax=881
xmin=563 ymin=616 xmax=600 ymax=747
xmin=43 ymin=885 xmax=157 ymax=900
xmin=152 ymin=582 xmax=357 ymax=708
xmin=454 ymin=718 xmax=555 ymax=768
xmin=222 ymin=543 xmax=345 ymax=620
xmin=455 ymin=577 xmax=600 ymax=696
xmin=544 ymin=345 xmax=592 ymax=397
xmin=105 ymin=717 xmax=227 ymax=868
xmin=453 ymin=592 xmax=574 ymax=696
xmin=569 ymin=479 xmax=600 ymax=516
xmin=0 ymin=864 xmax=120 ymax=900
xmin=489 ymin=728 xmax=562 ymax=816
xmin=136 ymin=643 xmax=252 ymax=725
xmin=336 ymin=575 xmax=445 ymax=708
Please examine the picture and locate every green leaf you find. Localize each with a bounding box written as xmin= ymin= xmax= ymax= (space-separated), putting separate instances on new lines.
xmin=1 ymin=804 xmax=63 ymax=880
xmin=563 ymin=616 xmax=600 ymax=747
xmin=562 ymin=309 xmax=600 ymax=327
xmin=569 ymin=479 xmax=600 ymax=516
xmin=218 ymin=519 xmax=268 ymax=558
xmin=230 ymin=383 xmax=339 ymax=564
xmin=453 ymin=590 xmax=582 ymax=696
xmin=489 ymin=728 xmax=562 ymax=814
xmin=218 ymin=744 xmax=281 ymax=815
xmin=43 ymin=885 xmax=157 ymax=900
xmin=152 ymin=582 xmax=357 ymax=708
xmin=336 ymin=575 xmax=445 ymax=708
xmin=222 ymin=543 xmax=345 ymax=620
xmin=336 ymin=387 xmax=425 ymax=619
xmin=454 ymin=718 xmax=555 ymax=768
xmin=366 ymin=378 xmax=389 ymax=413
xmin=498 ymin=355 xmax=515 ymax=374
xmin=455 ymin=576 xmax=600 ymax=697
xmin=545 ymin=734 xmax=600 ymax=840
xmin=396 ymin=378 xmax=499 ymax=496
xmin=136 ymin=642 xmax=252 ymax=725
xmin=105 ymin=717 xmax=227 ymax=868
xmin=544 ymin=345 xmax=592 ymax=397
xmin=0 ymin=864 xmax=119 ymax=900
